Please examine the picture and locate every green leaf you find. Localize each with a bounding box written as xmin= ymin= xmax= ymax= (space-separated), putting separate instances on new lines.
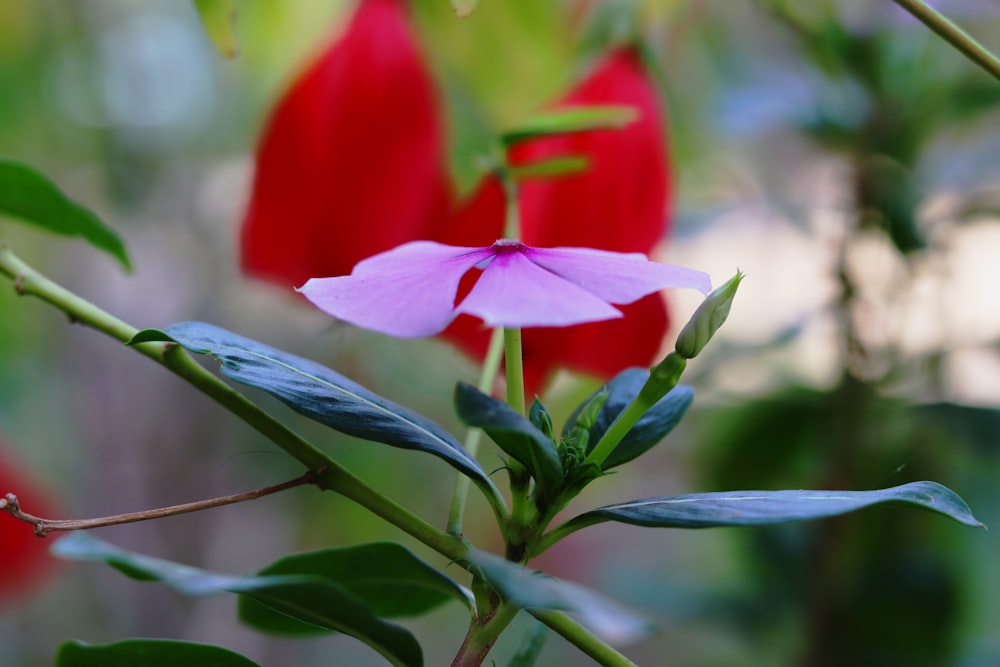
xmin=56 ymin=639 xmax=261 ymax=667
xmin=454 ymin=383 xmax=562 ymax=494
xmin=239 ymin=542 xmax=472 ymax=636
xmin=508 ymin=156 xmax=589 ymax=181
xmin=0 ymin=160 xmax=129 ymax=269
xmin=192 ymin=0 xmax=239 ymax=58
xmin=564 ymin=368 xmax=693 ymax=469
xmin=562 ymin=481 xmax=985 ymax=531
xmin=500 ymin=106 xmax=638 ymax=146
xmin=130 ymin=323 xmax=494 ymax=493
xmin=467 ymin=550 xmax=652 ymax=645
xmin=52 ymin=533 xmax=424 ymax=667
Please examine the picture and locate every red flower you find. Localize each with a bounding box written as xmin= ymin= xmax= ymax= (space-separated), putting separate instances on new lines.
xmin=439 ymin=47 xmax=674 ymax=393
xmin=0 ymin=439 xmax=57 ymax=605
xmin=241 ymin=0 xmax=451 ymax=288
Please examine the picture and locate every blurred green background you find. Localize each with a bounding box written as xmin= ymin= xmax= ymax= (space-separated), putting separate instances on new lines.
xmin=2 ymin=1 xmax=1000 ymax=665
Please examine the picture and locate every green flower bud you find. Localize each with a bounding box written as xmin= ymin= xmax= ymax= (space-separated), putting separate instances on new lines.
xmin=675 ymin=271 xmax=744 ymax=359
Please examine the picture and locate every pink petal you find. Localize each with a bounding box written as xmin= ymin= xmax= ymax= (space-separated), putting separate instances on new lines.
xmin=525 ymin=246 xmax=712 ymax=304
xmin=300 ymin=241 xmax=490 ymax=337
xmin=457 ymin=251 xmax=622 ymax=328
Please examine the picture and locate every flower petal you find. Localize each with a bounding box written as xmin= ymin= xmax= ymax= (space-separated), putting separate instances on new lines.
xmin=241 ymin=0 xmax=451 ymax=287
xmin=457 ymin=250 xmax=622 ymax=328
xmin=526 ymin=246 xmax=712 ymax=303
xmin=300 ymin=242 xmax=490 ymax=337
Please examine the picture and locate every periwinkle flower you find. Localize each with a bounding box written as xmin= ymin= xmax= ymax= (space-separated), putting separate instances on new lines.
xmin=300 ymin=240 xmax=710 ymax=338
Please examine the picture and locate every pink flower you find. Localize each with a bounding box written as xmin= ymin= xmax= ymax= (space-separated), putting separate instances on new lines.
xmin=299 ymin=240 xmax=710 ymax=338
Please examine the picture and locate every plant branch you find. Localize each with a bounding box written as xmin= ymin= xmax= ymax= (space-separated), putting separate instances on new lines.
xmin=529 ymin=610 xmax=638 ymax=667
xmin=0 ymin=243 xmax=467 ymax=563
xmin=892 ymin=0 xmax=1000 ymax=82
xmin=1 ymin=471 xmax=319 ymax=537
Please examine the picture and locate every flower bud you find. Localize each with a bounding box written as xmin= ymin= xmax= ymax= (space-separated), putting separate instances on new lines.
xmin=674 ymin=271 xmax=744 ymax=359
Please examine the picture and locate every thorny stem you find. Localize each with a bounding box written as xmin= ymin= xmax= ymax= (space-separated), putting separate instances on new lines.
xmin=892 ymin=0 xmax=1000 ymax=82
xmin=1 ymin=471 xmax=319 ymax=537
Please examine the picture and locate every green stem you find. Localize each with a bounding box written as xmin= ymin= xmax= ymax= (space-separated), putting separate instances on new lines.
xmin=503 ymin=327 xmax=526 ymax=416
xmin=452 ymin=602 xmax=520 ymax=667
xmin=529 ymin=610 xmax=638 ymax=667
xmin=0 ymin=243 xmax=467 ymax=563
xmin=448 ymin=327 xmax=508 ymax=536
xmin=583 ymin=352 xmax=686 ymax=469
xmin=503 ymin=326 xmax=533 ymax=539
xmin=892 ymin=0 xmax=1000 ymax=82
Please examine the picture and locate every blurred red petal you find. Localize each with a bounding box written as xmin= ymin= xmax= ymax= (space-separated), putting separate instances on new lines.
xmin=0 ymin=440 xmax=58 ymax=606
xmin=241 ymin=0 xmax=451 ymax=288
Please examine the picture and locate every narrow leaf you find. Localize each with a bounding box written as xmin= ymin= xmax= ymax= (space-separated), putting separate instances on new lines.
xmin=563 ymin=481 xmax=984 ymax=532
xmin=192 ymin=0 xmax=239 ymax=58
xmin=565 ymin=368 xmax=693 ymax=469
xmin=455 ymin=383 xmax=562 ymax=494
xmin=467 ymin=550 xmax=652 ymax=645
xmin=500 ymin=106 xmax=638 ymax=146
xmin=56 ymin=639 xmax=261 ymax=667
xmin=239 ymin=542 xmax=472 ymax=636
xmin=130 ymin=322 xmax=493 ymax=491
xmin=52 ymin=533 xmax=424 ymax=667
xmin=0 ymin=160 xmax=129 ymax=269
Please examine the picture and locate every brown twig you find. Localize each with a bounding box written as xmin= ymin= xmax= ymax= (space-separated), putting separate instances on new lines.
xmin=0 ymin=469 xmax=322 ymax=537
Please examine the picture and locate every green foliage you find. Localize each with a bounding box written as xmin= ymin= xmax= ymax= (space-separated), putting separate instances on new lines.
xmin=564 ymin=368 xmax=694 ymax=470
xmin=52 ymin=533 xmax=426 ymax=667
xmin=467 ymin=549 xmax=653 ymax=644
xmin=130 ymin=322 xmax=496 ymax=494
xmin=0 ymin=160 xmax=130 ymax=269
xmin=561 ymin=481 xmax=983 ymax=531
xmin=455 ymin=382 xmax=563 ymax=496
xmin=56 ymin=639 xmax=261 ymax=667
xmin=238 ymin=542 xmax=471 ymax=636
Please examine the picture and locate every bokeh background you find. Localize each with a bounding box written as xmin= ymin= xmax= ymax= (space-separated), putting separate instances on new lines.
xmin=2 ymin=0 xmax=1000 ymax=665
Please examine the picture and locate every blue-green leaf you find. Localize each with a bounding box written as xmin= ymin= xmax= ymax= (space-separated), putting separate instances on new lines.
xmin=52 ymin=533 xmax=424 ymax=667
xmin=565 ymin=368 xmax=693 ymax=469
xmin=239 ymin=542 xmax=472 ymax=636
xmin=467 ymin=549 xmax=652 ymax=645
xmin=455 ymin=383 xmax=562 ymax=494
xmin=0 ymin=160 xmax=130 ymax=269
xmin=563 ymin=481 xmax=984 ymax=531
xmin=130 ymin=322 xmax=494 ymax=492
xmin=56 ymin=639 xmax=261 ymax=667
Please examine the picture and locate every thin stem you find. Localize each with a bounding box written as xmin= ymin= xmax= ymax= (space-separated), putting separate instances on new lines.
xmin=0 ymin=243 xmax=467 ymax=563
xmin=2 ymin=471 xmax=318 ymax=537
xmin=448 ymin=327 xmax=508 ymax=536
xmin=583 ymin=397 xmax=649 ymax=468
xmin=529 ymin=610 xmax=638 ymax=667
xmin=892 ymin=0 xmax=1000 ymax=82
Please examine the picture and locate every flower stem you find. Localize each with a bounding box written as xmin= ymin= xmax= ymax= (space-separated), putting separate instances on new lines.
xmin=583 ymin=352 xmax=686 ymax=469
xmin=503 ymin=327 xmax=526 ymax=416
xmin=448 ymin=327 xmax=508 ymax=536
xmin=0 ymin=243 xmax=467 ymax=563
xmin=892 ymin=0 xmax=1000 ymax=82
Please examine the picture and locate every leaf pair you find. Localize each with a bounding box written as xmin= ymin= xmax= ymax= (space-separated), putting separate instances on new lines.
xmin=454 ymin=367 xmax=694 ymax=499
xmin=53 ymin=533 xmax=470 ymax=667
